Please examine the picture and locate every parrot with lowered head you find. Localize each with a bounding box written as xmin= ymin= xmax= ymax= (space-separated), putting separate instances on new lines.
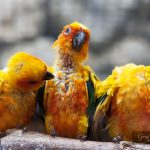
xmin=0 ymin=52 xmax=54 ymax=134
xmin=43 ymin=22 xmax=104 ymax=140
xmin=93 ymin=63 xmax=150 ymax=142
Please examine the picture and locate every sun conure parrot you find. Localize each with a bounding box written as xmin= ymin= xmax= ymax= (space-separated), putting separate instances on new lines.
xmin=0 ymin=52 xmax=54 ymax=134
xmin=93 ymin=63 xmax=150 ymax=142
xmin=43 ymin=22 xmax=104 ymax=140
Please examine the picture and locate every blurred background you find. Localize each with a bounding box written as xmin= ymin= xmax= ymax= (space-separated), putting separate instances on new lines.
xmin=0 ymin=0 xmax=150 ymax=132
xmin=0 ymin=0 xmax=150 ymax=79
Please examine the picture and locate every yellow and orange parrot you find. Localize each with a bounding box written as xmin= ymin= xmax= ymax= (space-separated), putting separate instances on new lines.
xmin=0 ymin=52 xmax=54 ymax=134
xmin=43 ymin=22 xmax=104 ymax=140
xmin=94 ymin=63 xmax=150 ymax=142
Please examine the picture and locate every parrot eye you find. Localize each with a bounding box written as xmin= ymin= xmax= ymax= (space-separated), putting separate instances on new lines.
xmin=15 ymin=63 xmax=24 ymax=72
xmin=64 ymin=27 xmax=71 ymax=35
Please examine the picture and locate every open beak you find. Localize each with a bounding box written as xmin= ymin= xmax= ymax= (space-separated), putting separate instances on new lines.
xmin=44 ymin=71 xmax=54 ymax=80
xmin=72 ymin=31 xmax=86 ymax=51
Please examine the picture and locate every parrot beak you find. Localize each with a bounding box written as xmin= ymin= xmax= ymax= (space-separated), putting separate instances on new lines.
xmin=44 ymin=71 xmax=54 ymax=80
xmin=72 ymin=31 xmax=86 ymax=51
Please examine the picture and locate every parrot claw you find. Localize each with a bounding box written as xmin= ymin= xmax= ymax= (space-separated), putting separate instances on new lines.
xmin=16 ymin=125 xmax=29 ymax=134
xmin=112 ymin=136 xmax=122 ymax=143
xmin=78 ymin=135 xmax=87 ymax=142
xmin=50 ymin=129 xmax=57 ymax=138
xmin=21 ymin=126 xmax=28 ymax=134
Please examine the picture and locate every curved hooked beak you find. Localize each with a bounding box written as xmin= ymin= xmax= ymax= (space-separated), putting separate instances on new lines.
xmin=44 ymin=71 xmax=54 ymax=80
xmin=72 ymin=31 xmax=86 ymax=51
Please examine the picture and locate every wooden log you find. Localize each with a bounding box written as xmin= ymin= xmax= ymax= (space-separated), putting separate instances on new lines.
xmin=1 ymin=130 xmax=150 ymax=150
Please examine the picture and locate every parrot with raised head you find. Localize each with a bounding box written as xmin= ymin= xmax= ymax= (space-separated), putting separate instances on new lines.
xmin=94 ymin=63 xmax=150 ymax=142
xmin=43 ymin=22 xmax=103 ymax=140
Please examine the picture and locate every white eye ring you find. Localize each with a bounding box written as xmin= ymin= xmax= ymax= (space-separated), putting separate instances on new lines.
xmin=64 ymin=27 xmax=71 ymax=35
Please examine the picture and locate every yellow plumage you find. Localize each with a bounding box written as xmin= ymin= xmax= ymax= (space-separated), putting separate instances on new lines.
xmin=0 ymin=52 xmax=53 ymax=132
xmin=44 ymin=22 xmax=102 ymax=139
xmin=94 ymin=63 xmax=150 ymax=141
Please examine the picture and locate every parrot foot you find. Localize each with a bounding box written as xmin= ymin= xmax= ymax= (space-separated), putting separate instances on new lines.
xmin=78 ymin=135 xmax=87 ymax=142
xmin=50 ymin=129 xmax=57 ymax=138
xmin=112 ymin=136 xmax=122 ymax=143
xmin=21 ymin=126 xmax=28 ymax=134
xmin=17 ymin=125 xmax=29 ymax=134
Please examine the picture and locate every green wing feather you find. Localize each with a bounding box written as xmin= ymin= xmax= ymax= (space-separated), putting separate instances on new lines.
xmin=85 ymin=67 xmax=108 ymax=140
xmin=85 ymin=66 xmax=116 ymax=140
xmin=85 ymin=66 xmax=109 ymax=118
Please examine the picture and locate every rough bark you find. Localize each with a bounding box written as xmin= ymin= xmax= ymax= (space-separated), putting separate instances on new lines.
xmin=1 ymin=130 xmax=150 ymax=150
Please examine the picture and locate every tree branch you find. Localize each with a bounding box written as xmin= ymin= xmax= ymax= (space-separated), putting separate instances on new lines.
xmin=1 ymin=130 xmax=150 ymax=150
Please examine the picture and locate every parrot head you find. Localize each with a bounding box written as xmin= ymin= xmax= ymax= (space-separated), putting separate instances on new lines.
xmin=52 ymin=22 xmax=90 ymax=65
xmin=6 ymin=52 xmax=54 ymax=91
